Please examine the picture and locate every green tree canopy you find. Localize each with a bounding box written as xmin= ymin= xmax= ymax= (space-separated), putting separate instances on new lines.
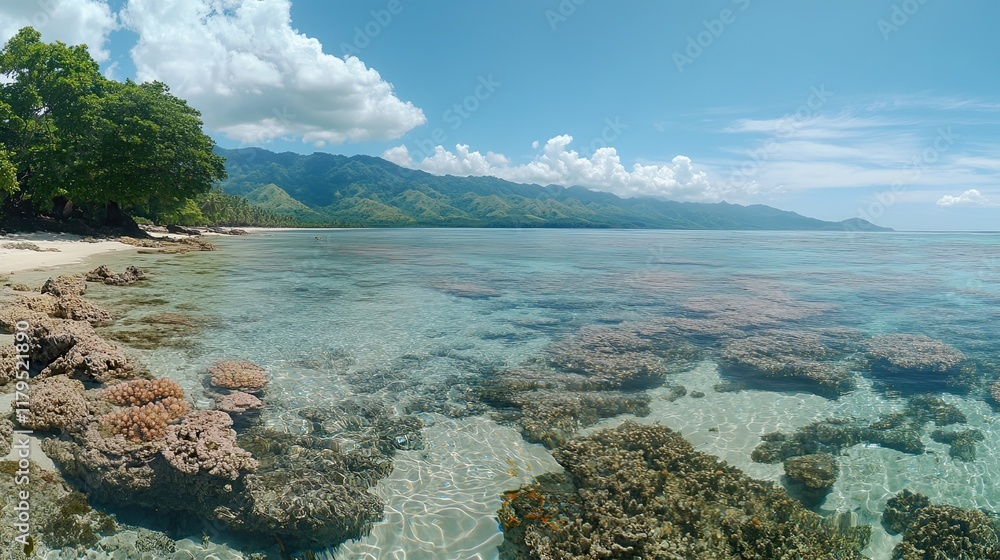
xmin=0 ymin=27 xmax=225 ymax=224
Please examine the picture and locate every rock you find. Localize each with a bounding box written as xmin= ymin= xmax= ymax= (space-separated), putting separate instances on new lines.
xmin=866 ymin=334 xmax=975 ymax=393
xmin=16 ymin=375 xmax=90 ymax=432
xmin=0 ymin=345 xmax=20 ymax=386
xmin=86 ymin=265 xmax=147 ymax=286
xmin=52 ymin=296 xmax=114 ymax=325
xmin=228 ymin=228 xmax=249 ymax=235
xmin=208 ymin=360 xmax=268 ymax=392
xmin=719 ymin=329 xmax=861 ymax=397
xmin=166 ymin=225 xmax=202 ymax=236
xmin=32 ymin=319 xmax=141 ymax=382
xmin=41 ymin=275 xmax=87 ymax=298
xmin=930 ymin=428 xmax=984 ymax=461
xmin=498 ymin=422 xmax=871 ymax=560
xmin=0 ymin=418 xmax=12 ymax=456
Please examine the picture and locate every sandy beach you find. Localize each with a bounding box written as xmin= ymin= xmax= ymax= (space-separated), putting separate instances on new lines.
xmin=0 ymin=232 xmax=138 ymax=275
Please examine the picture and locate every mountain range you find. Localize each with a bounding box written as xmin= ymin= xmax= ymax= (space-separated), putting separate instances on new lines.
xmin=214 ymin=147 xmax=891 ymax=231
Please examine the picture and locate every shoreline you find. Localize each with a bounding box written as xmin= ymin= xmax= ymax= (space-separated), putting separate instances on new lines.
xmin=0 ymin=232 xmax=139 ymax=275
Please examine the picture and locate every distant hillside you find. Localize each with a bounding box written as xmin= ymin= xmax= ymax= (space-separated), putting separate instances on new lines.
xmin=215 ymin=147 xmax=892 ymax=231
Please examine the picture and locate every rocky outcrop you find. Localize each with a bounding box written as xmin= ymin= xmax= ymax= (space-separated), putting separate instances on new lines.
xmin=16 ymin=376 xmax=90 ymax=432
xmin=40 ymin=275 xmax=87 ymax=298
xmin=498 ymin=422 xmax=870 ymax=559
xmin=86 ymin=265 xmax=147 ymax=286
xmin=32 ymin=319 xmax=140 ymax=382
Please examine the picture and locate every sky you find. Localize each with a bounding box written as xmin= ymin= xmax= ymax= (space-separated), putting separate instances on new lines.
xmin=1 ymin=0 xmax=998 ymax=230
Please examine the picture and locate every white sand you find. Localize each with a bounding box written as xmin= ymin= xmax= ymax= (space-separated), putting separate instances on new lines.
xmin=0 ymin=233 xmax=137 ymax=275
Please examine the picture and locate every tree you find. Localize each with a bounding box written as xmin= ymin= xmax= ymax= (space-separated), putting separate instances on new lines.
xmin=0 ymin=27 xmax=226 ymax=227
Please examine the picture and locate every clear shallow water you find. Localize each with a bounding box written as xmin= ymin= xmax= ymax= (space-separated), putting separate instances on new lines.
xmin=51 ymin=229 xmax=1000 ymax=559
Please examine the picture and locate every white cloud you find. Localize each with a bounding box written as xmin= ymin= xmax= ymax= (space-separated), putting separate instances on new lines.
xmin=121 ymin=0 xmax=425 ymax=145
xmin=936 ymin=189 xmax=993 ymax=207
xmin=384 ymin=135 xmax=725 ymax=201
xmin=0 ymin=0 xmax=117 ymax=62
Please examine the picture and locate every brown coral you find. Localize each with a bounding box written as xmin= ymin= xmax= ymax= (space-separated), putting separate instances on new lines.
xmin=214 ymin=391 xmax=263 ymax=413
xmin=162 ymin=411 xmax=257 ymax=479
xmin=100 ymin=398 xmax=191 ymax=441
xmin=208 ymin=360 xmax=268 ymax=391
xmin=103 ymin=378 xmax=185 ymax=406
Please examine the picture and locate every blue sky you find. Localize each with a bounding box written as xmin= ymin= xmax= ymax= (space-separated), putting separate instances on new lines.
xmin=2 ymin=0 xmax=999 ymax=230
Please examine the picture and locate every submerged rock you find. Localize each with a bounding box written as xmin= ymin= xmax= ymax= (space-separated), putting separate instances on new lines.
xmin=86 ymin=264 xmax=147 ymax=286
xmin=719 ymin=329 xmax=861 ymax=397
xmin=498 ymin=422 xmax=870 ymax=559
xmin=930 ymin=428 xmax=984 ymax=461
xmin=883 ymin=491 xmax=1000 ymax=559
xmin=479 ymin=366 xmax=651 ymax=448
xmin=866 ymin=334 xmax=976 ymax=393
xmin=783 ymin=453 xmax=838 ymax=507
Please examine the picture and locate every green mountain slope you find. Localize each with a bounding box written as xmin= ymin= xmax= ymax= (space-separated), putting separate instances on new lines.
xmin=215 ymin=147 xmax=892 ymax=231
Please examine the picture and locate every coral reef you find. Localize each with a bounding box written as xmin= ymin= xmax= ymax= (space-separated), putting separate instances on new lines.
xmin=751 ymin=417 xmax=923 ymax=463
xmin=0 ymin=418 xmax=12 ymax=456
xmin=17 ymin=375 xmax=90 ymax=432
xmin=215 ymin=390 xmax=263 ymax=414
xmin=0 ymin=459 xmax=116 ymax=559
xmin=545 ymin=326 xmax=700 ymax=389
xmin=208 ymin=360 xmax=269 ymax=391
xmin=106 ymin=311 xmax=216 ymax=350
xmin=0 ymin=344 xmax=18 ymax=386
xmin=783 ymin=453 xmax=838 ymax=507
xmin=103 ymin=378 xmax=185 ymax=406
xmin=31 ymin=318 xmax=140 ymax=382
xmin=866 ymin=334 xmax=975 ymax=393
xmin=100 ymin=397 xmax=191 ymax=441
xmin=161 ymin=411 xmax=257 ymax=478
xmin=432 ymin=281 xmax=501 ymax=299
xmin=498 ymin=422 xmax=870 ymax=559
xmin=930 ymin=428 xmax=984 ymax=461
xmin=479 ymin=366 xmax=652 ymax=448
xmin=86 ymin=264 xmax=147 ymax=285
xmin=882 ymin=489 xmax=932 ymax=535
xmin=883 ymin=491 xmax=1000 ymax=559
xmin=719 ymin=329 xmax=861 ymax=397
xmin=227 ymin=428 xmax=393 ymax=548
xmin=52 ymin=295 xmax=114 ymax=325
xmin=41 ymin=275 xmax=87 ymax=298
xmin=298 ymin=398 xmax=424 ymax=453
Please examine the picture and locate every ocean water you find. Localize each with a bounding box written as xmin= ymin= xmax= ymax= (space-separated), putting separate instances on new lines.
xmin=41 ymin=229 xmax=1000 ymax=559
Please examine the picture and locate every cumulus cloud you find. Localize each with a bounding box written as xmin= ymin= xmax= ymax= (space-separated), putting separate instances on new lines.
xmin=0 ymin=0 xmax=117 ymax=62
xmin=384 ymin=136 xmax=723 ymax=201
xmin=121 ymin=0 xmax=425 ymax=145
xmin=936 ymin=189 xmax=993 ymax=207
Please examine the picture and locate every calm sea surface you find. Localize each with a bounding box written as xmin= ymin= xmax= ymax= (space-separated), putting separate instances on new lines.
xmin=71 ymin=229 xmax=1000 ymax=559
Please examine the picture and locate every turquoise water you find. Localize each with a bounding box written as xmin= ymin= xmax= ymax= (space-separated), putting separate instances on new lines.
xmin=75 ymin=230 xmax=1000 ymax=558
